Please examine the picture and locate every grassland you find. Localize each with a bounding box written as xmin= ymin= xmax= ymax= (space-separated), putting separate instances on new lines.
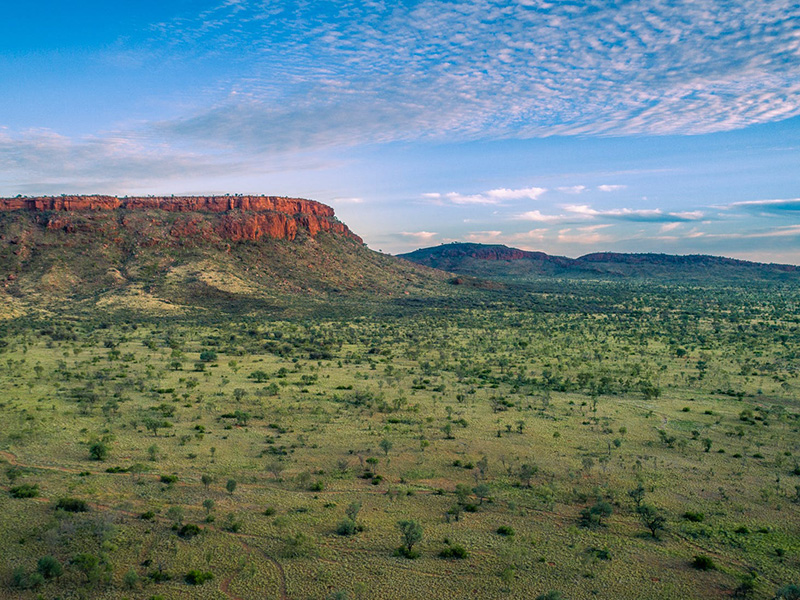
xmin=1 ymin=279 xmax=799 ymax=600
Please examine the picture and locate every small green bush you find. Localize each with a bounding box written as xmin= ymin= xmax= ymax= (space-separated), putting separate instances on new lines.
xmin=185 ymin=570 xmax=214 ymax=585
xmin=439 ymin=544 xmax=468 ymax=559
xmin=37 ymin=555 xmax=63 ymax=579
xmin=496 ymin=525 xmax=515 ymax=536
xmin=692 ymin=555 xmax=716 ymax=571
xmin=178 ymin=523 xmax=202 ymax=539
xmin=55 ymin=497 xmax=89 ymax=512
xmin=9 ymin=483 xmax=39 ymax=498
xmin=683 ymin=511 xmax=705 ymax=522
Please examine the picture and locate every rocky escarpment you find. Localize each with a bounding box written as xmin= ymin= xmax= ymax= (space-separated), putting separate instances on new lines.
xmin=0 ymin=194 xmax=449 ymax=311
xmin=0 ymin=195 xmax=361 ymax=244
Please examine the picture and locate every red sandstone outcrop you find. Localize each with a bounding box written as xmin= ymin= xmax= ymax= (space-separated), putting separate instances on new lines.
xmin=0 ymin=195 xmax=361 ymax=244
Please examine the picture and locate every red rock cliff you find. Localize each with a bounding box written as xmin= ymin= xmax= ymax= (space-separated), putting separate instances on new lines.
xmin=0 ymin=195 xmax=362 ymax=244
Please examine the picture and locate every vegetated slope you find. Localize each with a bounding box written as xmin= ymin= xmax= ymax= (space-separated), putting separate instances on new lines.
xmin=0 ymin=195 xmax=447 ymax=315
xmin=399 ymin=242 xmax=800 ymax=283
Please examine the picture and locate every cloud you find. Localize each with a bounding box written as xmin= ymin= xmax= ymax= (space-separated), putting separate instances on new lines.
xmin=558 ymin=224 xmax=615 ymax=245
xmin=486 ymin=187 xmax=547 ymax=200
xmin=464 ymin=230 xmax=505 ymax=243
xmin=563 ymin=205 xmax=705 ymax=222
xmin=398 ymin=231 xmax=438 ymax=240
xmin=331 ymin=197 xmax=364 ymax=204
xmin=423 ymin=186 xmax=546 ymax=206
xmin=148 ymin=0 xmax=800 ymax=152
xmin=0 ymin=129 xmax=242 ymax=194
xmin=703 ymin=224 xmax=800 ymax=239
xmin=518 ymin=210 xmax=567 ymax=223
xmin=726 ymin=198 xmax=800 ymax=212
xmin=557 ymin=185 xmax=586 ymax=194
xmin=597 ymin=185 xmax=626 ymax=192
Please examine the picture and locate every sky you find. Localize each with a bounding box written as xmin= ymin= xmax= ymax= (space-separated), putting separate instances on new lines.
xmin=2 ymin=0 xmax=800 ymax=262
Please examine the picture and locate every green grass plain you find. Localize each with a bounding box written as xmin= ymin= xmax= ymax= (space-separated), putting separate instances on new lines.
xmin=1 ymin=279 xmax=799 ymax=600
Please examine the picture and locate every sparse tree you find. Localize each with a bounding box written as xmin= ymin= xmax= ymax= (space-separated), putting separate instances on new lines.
xmin=637 ymin=503 xmax=666 ymax=538
xmin=397 ymin=519 xmax=423 ymax=558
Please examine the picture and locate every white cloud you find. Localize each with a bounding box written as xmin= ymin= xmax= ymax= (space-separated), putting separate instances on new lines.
xmin=597 ymin=184 xmax=626 ymax=192
xmin=518 ymin=210 xmax=566 ymax=223
xmin=486 ymin=187 xmax=547 ymax=200
xmin=557 ymin=185 xmax=586 ymax=194
xmin=563 ymin=205 xmax=705 ymax=222
xmin=465 ymin=230 xmax=504 ymax=243
xmin=558 ymin=224 xmax=615 ymax=245
xmin=423 ymin=186 xmax=546 ymax=206
xmin=148 ymin=0 xmax=800 ymax=150
xmin=399 ymin=231 xmax=438 ymax=239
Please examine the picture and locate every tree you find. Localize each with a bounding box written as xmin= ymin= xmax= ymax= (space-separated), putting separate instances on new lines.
xmin=579 ymin=500 xmax=613 ymax=528
xmin=72 ymin=553 xmax=102 ymax=583
xmin=345 ymin=501 xmax=361 ymax=523
xmin=637 ymin=503 xmax=666 ymax=538
xmin=123 ymin=568 xmax=140 ymax=590
xmin=397 ymin=520 xmax=423 ymax=558
xmin=37 ymin=555 xmax=63 ymax=580
xmin=89 ymin=441 xmax=109 ymax=461
xmin=473 ymin=483 xmax=490 ymax=505
xmin=774 ymin=584 xmax=800 ymax=600
xmin=201 ymin=473 xmax=213 ymax=488
xmin=226 ymin=479 xmax=237 ymax=495
xmin=519 ymin=463 xmax=538 ymax=488
xmin=627 ymin=483 xmax=645 ymax=508
xmin=203 ymin=498 xmax=216 ymax=515
xmin=379 ymin=438 xmax=393 ymax=456
xmin=267 ymin=460 xmax=285 ymax=480
xmin=249 ymin=370 xmax=270 ymax=383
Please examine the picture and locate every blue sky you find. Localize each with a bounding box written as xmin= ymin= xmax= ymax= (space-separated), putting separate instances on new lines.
xmin=2 ymin=0 xmax=800 ymax=262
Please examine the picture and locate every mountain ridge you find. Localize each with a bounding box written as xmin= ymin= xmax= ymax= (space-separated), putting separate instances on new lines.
xmin=398 ymin=242 xmax=800 ymax=281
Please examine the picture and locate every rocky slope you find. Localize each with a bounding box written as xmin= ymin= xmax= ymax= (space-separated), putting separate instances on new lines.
xmin=0 ymin=195 xmax=444 ymax=315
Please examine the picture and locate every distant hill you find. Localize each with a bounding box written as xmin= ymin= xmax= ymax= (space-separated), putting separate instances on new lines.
xmin=398 ymin=242 xmax=800 ymax=283
xmin=0 ymin=195 xmax=447 ymax=317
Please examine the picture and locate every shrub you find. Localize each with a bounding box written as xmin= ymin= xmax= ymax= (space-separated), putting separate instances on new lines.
xmin=160 ymin=474 xmax=178 ymax=484
xmin=89 ymin=441 xmax=109 ymax=461
xmin=11 ymin=567 xmax=43 ymax=589
xmin=336 ymin=518 xmax=358 ymax=536
xmin=56 ymin=497 xmax=88 ymax=512
xmin=280 ymin=532 xmax=316 ymax=558
xmin=123 ymin=568 xmax=140 ymax=589
xmin=536 ymin=592 xmax=563 ymax=600
xmin=37 ymin=555 xmax=63 ymax=579
xmin=579 ymin=500 xmax=612 ymax=528
xmin=497 ymin=525 xmax=515 ymax=536
xmin=683 ymin=511 xmax=705 ymax=522
xmin=178 ymin=523 xmax=202 ymax=539
xmin=774 ymin=584 xmax=800 ymax=600
xmin=9 ymin=483 xmax=39 ymax=498
xmin=692 ymin=555 xmax=716 ymax=571
xmin=439 ymin=544 xmax=468 ymax=559
xmin=185 ymin=570 xmax=214 ymax=585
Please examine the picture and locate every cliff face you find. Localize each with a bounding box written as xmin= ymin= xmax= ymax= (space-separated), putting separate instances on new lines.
xmin=0 ymin=195 xmax=361 ymax=244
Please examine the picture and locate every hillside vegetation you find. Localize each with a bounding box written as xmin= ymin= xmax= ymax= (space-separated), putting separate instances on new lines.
xmin=399 ymin=243 xmax=800 ymax=284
